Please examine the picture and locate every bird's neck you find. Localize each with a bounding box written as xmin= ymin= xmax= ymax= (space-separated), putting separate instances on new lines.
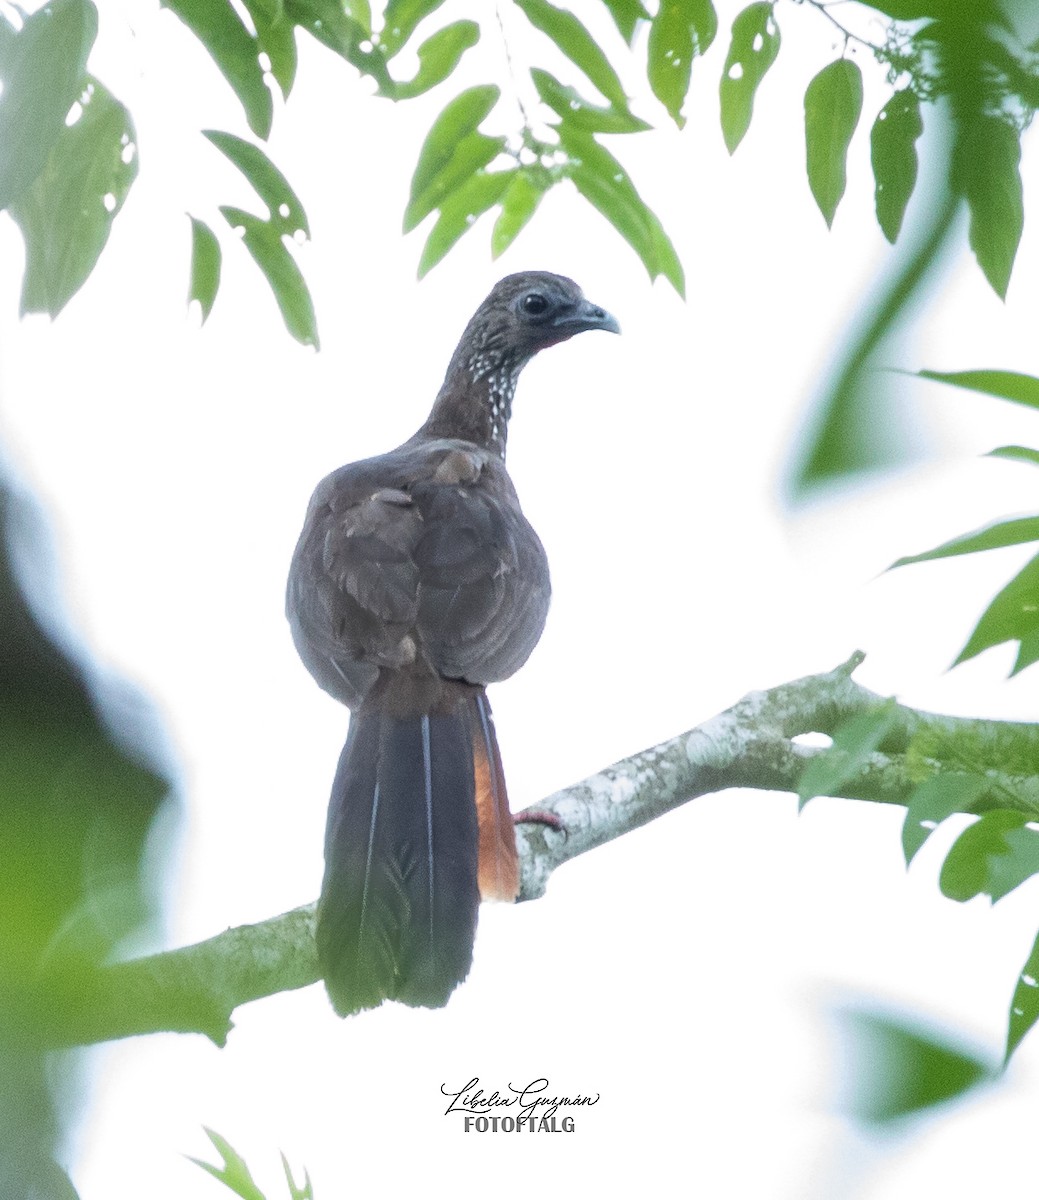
xmin=420 ymin=340 xmax=530 ymax=461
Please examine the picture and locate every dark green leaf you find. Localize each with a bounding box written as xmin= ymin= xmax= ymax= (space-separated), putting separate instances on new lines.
xmin=601 ymin=0 xmax=649 ymax=44
xmin=797 ymin=700 xmax=897 ymax=810
xmin=220 ymin=206 xmax=319 ymax=347
xmin=892 ymin=517 xmax=1039 ymax=569
xmin=242 ymin=0 xmax=298 ymax=97
xmin=531 ymin=68 xmax=650 ymax=133
xmin=988 ymin=445 xmax=1039 ymax=467
xmin=492 ymin=171 xmax=544 ymax=257
xmin=188 ymin=217 xmax=221 ymax=322
xmin=513 ymin=0 xmax=629 ymax=110
xmin=939 ymin=809 xmax=1039 ymax=902
xmin=805 ymin=58 xmax=862 ymax=228
xmin=417 ymin=170 xmax=514 ymax=277
xmin=204 ymin=130 xmax=310 ymax=236
xmin=871 ymin=89 xmax=922 ymax=243
xmin=386 ymin=20 xmax=479 ymax=100
xmin=839 ymin=1009 xmax=992 ymax=1125
xmin=10 ymin=79 xmax=137 ymax=317
xmin=951 ymin=114 xmax=1022 ymax=299
xmin=867 ymin=0 xmax=1010 ymax=26
xmin=902 ymin=773 xmax=988 ymax=865
xmin=1007 ymin=928 xmax=1039 ymax=1061
xmin=187 ymin=1129 xmax=267 ymax=1200
xmin=955 ymin=552 xmax=1039 ymax=673
xmin=0 ymin=0 xmax=98 ymax=210
xmin=406 ymin=85 xmax=500 ymax=227
xmin=647 ymin=0 xmax=716 ymax=127
xmin=379 ymin=0 xmax=446 ymax=57
xmin=162 ymin=0 xmax=272 ymax=139
xmin=917 ymin=368 xmax=1039 ymax=412
xmin=718 ymin=2 xmax=780 ymax=154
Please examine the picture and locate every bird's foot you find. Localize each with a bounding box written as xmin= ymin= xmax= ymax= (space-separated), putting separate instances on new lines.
xmin=514 ymin=808 xmax=566 ymax=834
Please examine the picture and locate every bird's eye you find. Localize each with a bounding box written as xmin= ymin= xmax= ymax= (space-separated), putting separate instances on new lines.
xmin=521 ymin=292 xmax=549 ymax=316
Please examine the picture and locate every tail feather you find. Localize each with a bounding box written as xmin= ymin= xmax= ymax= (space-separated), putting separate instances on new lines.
xmin=317 ymin=709 xmax=479 ymax=1015
xmin=469 ymin=692 xmax=519 ymax=902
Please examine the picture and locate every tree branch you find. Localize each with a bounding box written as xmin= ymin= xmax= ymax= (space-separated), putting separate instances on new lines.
xmin=53 ymin=653 xmax=1039 ymax=1047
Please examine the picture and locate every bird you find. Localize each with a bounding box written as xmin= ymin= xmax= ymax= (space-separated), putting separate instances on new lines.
xmin=286 ymin=271 xmax=619 ymax=1015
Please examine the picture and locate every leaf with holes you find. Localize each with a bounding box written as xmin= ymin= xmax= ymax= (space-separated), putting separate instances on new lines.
xmin=242 ymin=0 xmax=297 ymax=97
xmin=916 ymin=368 xmax=1039 ymax=412
xmin=939 ymin=810 xmax=1039 ymax=903
xmin=954 ymin=552 xmax=1039 ymax=674
xmin=513 ymin=0 xmax=629 ymax=110
xmin=1007 ymin=929 xmax=1039 ymax=1061
xmin=797 ymin=700 xmax=898 ymax=811
xmin=204 ymin=130 xmax=310 ymax=237
xmin=902 ymin=773 xmax=988 ymax=865
xmin=871 ymin=89 xmax=922 ymax=243
xmin=417 ymin=170 xmax=514 ymax=278
xmin=719 ymin=2 xmax=780 ymax=153
xmin=531 ymin=69 xmax=650 ymax=133
xmin=220 ymin=206 xmax=319 ymax=348
xmin=648 ymin=0 xmax=716 ymax=127
xmin=892 ymin=517 xmax=1039 ymax=569
xmin=951 ymin=113 xmax=1022 ymax=299
xmin=805 ymin=59 xmax=862 ymax=228
xmin=284 ymin=0 xmax=392 ymax=91
xmin=379 ymin=0 xmax=447 ymax=57
xmin=386 ymin=20 xmax=479 ymax=100
xmin=188 ymin=217 xmax=221 ymax=322
xmin=10 ymin=79 xmax=137 ymax=317
xmin=0 ymin=0 xmax=98 ymax=211
xmin=492 ymin=171 xmax=544 ymax=258
xmin=162 ymin=0 xmax=272 ymax=139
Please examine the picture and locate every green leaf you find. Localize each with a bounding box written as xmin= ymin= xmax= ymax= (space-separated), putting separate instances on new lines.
xmin=406 ymin=131 xmax=504 ymax=231
xmin=951 ymin=113 xmax=1022 ymax=299
xmin=0 ymin=0 xmax=98 ymax=210
xmin=386 ymin=19 xmax=479 ymax=100
xmin=345 ymin=0 xmax=372 ymax=33
xmin=871 ymin=89 xmax=922 ymax=243
xmin=867 ymin=0 xmax=1010 ymax=26
xmin=406 ymin=85 xmax=500 ymax=228
xmin=902 ymin=773 xmax=988 ymax=865
xmin=797 ymin=700 xmax=897 ymax=810
xmin=513 ymin=0 xmax=629 ymax=110
xmin=283 ymin=0 xmax=392 ymax=90
xmin=417 ymin=169 xmax=514 ymax=278
xmin=242 ymin=0 xmax=298 ymax=97
xmin=531 ymin=68 xmax=650 ymax=133
xmin=839 ymin=1009 xmax=992 ymax=1126
xmin=804 ymin=58 xmax=862 ymax=228
xmin=204 ymin=130 xmax=310 ymax=236
xmin=988 ymin=445 xmax=1039 ymax=467
xmin=916 ymin=368 xmax=1039 ymax=412
xmin=647 ymin=0 xmax=716 ymax=127
xmin=492 ymin=171 xmax=544 ymax=257
xmin=9 ymin=79 xmax=137 ymax=318
xmin=719 ymin=2 xmax=780 ymax=154
xmin=1007 ymin=928 xmax=1039 ymax=1061
xmin=220 ymin=206 xmax=319 ymax=348
xmin=601 ymin=0 xmax=649 ymax=44
xmin=892 ymin=517 xmax=1039 ymax=569
xmin=187 ymin=1128 xmax=267 ymax=1200
xmin=188 ymin=217 xmax=222 ymax=322
xmin=955 ymin=551 xmax=1039 ymax=673
xmin=379 ymin=0 xmax=446 ymax=57
xmin=559 ymin=126 xmax=684 ymax=295
xmin=162 ymin=0 xmax=272 ymax=139
xmin=939 ymin=809 xmax=1039 ymax=902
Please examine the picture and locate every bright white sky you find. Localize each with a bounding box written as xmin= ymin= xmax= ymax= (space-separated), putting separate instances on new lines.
xmin=3 ymin=1 xmax=1039 ymax=1197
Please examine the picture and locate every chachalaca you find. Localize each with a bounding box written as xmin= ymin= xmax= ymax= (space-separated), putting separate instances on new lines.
xmin=286 ymin=271 xmax=619 ymax=1015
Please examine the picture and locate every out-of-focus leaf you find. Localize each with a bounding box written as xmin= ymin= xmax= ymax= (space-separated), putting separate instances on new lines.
xmin=513 ymin=0 xmax=629 ymax=110
xmin=988 ymin=445 xmax=1039 ymax=467
xmin=601 ymin=0 xmax=649 ymax=43
xmin=281 ymin=1152 xmax=314 ymax=1200
xmin=406 ymin=85 xmax=500 ymax=228
xmin=0 ymin=0 xmax=98 ymax=210
xmin=0 ymin=11 xmax=17 ymax=71
xmin=838 ymin=1009 xmax=992 ymax=1125
xmin=1007 ymin=929 xmax=1039 ymax=1061
xmin=379 ymin=0 xmax=446 ymax=57
xmin=532 ymin=68 xmax=651 ymax=133
xmin=647 ymin=0 xmax=716 ymax=127
xmin=871 ymin=89 xmax=922 ymax=242
xmin=560 ymin=125 xmax=684 ymax=294
xmin=220 ymin=205 xmax=319 ymax=347
xmin=187 ymin=1129 xmax=267 ymax=1200
xmin=284 ymin=0 xmax=392 ymax=90
xmin=162 ymin=0 xmax=272 ymax=139
xmin=951 ymin=113 xmax=1022 ymax=299
xmin=804 ymin=58 xmax=862 ymax=228
xmin=867 ymin=0 xmax=1010 ymax=27
xmin=939 ymin=809 xmax=1039 ymax=902
xmin=892 ymin=517 xmax=1039 ymax=568
xmin=242 ymin=0 xmax=298 ymax=97
xmin=902 ymin=773 xmax=988 ymax=864
xmin=797 ymin=700 xmax=898 ymax=810
xmin=492 ymin=171 xmax=543 ymax=257
xmin=955 ymin=551 xmax=1039 ymax=673
xmin=188 ymin=216 xmax=222 ymax=322
xmin=917 ymin=368 xmax=1039 ymax=412
xmin=10 ymin=79 xmax=137 ymax=317
xmin=406 ymin=131 xmax=504 ymax=231
xmin=344 ymin=0 xmax=372 ymax=32
xmin=204 ymin=130 xmax=310 ymax=236
xmin=719 ymin=2 xmax=780 ymax=153
xmin=417 ymin=169 xmax=514 ymax=277
xmin=385 ymin=20 xmax=479 ymax=100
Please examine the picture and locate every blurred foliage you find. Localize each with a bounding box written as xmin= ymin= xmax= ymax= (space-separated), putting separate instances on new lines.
xmin=189 ymin=1129 xmax=313 ymax=1200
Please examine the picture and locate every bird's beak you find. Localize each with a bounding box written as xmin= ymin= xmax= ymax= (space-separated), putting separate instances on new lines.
xmin=552 ymin=298 xmax=621 ymax=336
